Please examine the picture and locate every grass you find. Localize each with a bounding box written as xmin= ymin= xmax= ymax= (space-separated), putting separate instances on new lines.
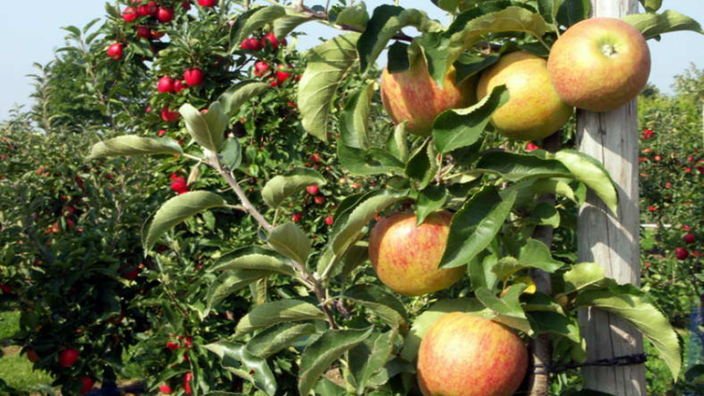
xmin=0 ymin=310 xmax=54 ymax=394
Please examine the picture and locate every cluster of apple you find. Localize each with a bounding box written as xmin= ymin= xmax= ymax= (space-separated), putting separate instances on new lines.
xmin=675 ymin=231 xmax=699 ymax=261
xmin=240 ymin=33 xmax=299 ymax=87
xmin=57 ymin=348 xmax=95 ymax=394
xmin=157 ymin=68 xmax=204 ymax=94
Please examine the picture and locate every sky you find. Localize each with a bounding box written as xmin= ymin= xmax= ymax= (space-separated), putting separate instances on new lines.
xmin=0 ymin=0 xmax=702 ymax=120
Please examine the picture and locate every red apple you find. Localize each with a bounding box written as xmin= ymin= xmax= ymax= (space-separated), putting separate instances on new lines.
xmin=369 ymin=211 xmax=464 ymax=296
xmin=59 ymin=348 xmax=79 ymax=368
xmin=0 ymin=284 xmax=11 ymax=294
xmin=171 ymin=176 xmax=189 ymax=194
xmin=525 ymin=142 xmax=539 ymax=151
xmin=648 ymin=206 xmax=656 ymax=212
xmin=136 ymin=25 xmax=151 ymax=39
xmin=157 ymin=7 xmax=174 ymax=23
xmin=642 ymin=129 xmax=655 ymax=139
xmin=241 ymin=37 xmax=262 ymax=51
xmin=184 ymin=68 xmax=204 ymax=86
xmin=275 ymin=64 xmax=292 ymax=84
xmin=324 ymin=216 xmax=334 ymax=226
xmin=684 ymin=233 xmax=696 ymax=244
xmin=122 ymin=7 xmax=138 ymax=22
xmin=159 ymin=383 xmax=173 ymax=394
xmin=184 ymin=372 xmax=193 ymax=395
xmin=292 ymin=213 xmax=303 ymax=223
xmin=653 ymin=155 xmax=662 ymax=162
xmin=417 ymin=312 xmax=528 ymax=396
xmin=381 ymin=57 xmax=475 ymax=136
xmin=314 ymin=196 xmax=326 ymax=205
xmin=107 ymin=43 xmax=124 ymax=60
xmin=157 ymin=76 xmax=174 ymax=93
xmin=305 ymin=185 xmax=319 ymax=195
xmin=253 ymin=61 xmax=270 ymax=77
xmin=675 ymin=247 xmax=689 ymax=260
xmin=79 ymin=377 xmax=95 ymax=394
xmin=198 ymin=0 xmax=217 ymax=7
xmin=173 ymin=79 xmax=187 ymax=93
xmin=166 ymin=341 xmax=180 ymax=350
xmin=477 ymin=51 xmax=572 ymax=141
xmin=161 ymin=106 xmax=180 ymax=122
xmin=548 ymin=18 xmax=651 ymax=112
xmin=261 ymin=32 xmax=286 ymax=50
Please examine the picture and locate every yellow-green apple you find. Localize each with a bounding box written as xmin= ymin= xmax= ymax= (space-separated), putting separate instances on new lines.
xmin=417 ymin=312 xmax=528 ymax=396
xmin=547 ymin=17 xmax=651 ymax=112
xmin=380 ymin=58 xmax=476 ymax=136
xmin=368 ymin=211 xmax=464 ymax=296
xmin=477 ymin=51 xmax=573 ymax=141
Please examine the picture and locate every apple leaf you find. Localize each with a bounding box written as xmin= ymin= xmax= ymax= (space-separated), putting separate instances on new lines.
xmin=206 ymin=270 xmax=274 ymax=315
xmin=334 ymin=3 xmax=370 ymax=31
xmin=267 ymin=222 xmax=311 ymax=266
xmin=261 ymin=168 xmax=326 ymax=208
xmin=245 ymin=323 xmax=318 ymax=358
xmin=527 ymin=202 xmax=560 ymax=227
xmin=229 ymin=6 xmax=287 ymax=52
xmin=298 ymin=33 xmax=359 ymax=141
xmin=476 ymin=151 xmax=572 ymax=181
xmin=235 ymin=300 xmax=327 ymax=336
xmin=344 ymin=284 xmax=408 ymax=329
xmin=203 ymin=341 xmax=277 ymax=395
xmin=415 ymin=185 xmax=449 ymax=225
xmin=218 ymin=81 xmax=270 ymax=117
xmin=180 ymin=102 xmax=227 ymax=152
xmin=469 ymin=253 xmax=500 ymax=291
xmin=212 ymin=247 xmax=295 ymax=276
xmin=334 ymin=243 xmax=369 ymax=282
xmin=537 ymin=0 xmax=564 ymax=24
xmin=623 ymin=10 xmax=704 ymax=40
xmin=576 ymin=284 xmax=682 ymax=380
xmin=349 ymin=331 xmax=397 ymax=394
xmin=556 ymin=0 xmax=590 ymax=28
xmin=338 ymin=145 xmax=406 ymax=176
xmin=386 ymin=122 xmax=410 ymax=163
xmin=454 ymin=52 xmax=501 ymax=84
xmin=527 ymin=311 xmax=580 ymax=343
xmin=144 ymin=191 xmax=227 ymax=253
xmin=552 ymin=149 xmax=619 ymax=215
xmin=475 ymin=284 xmax=532 ymax=334
xmin=298 ymin=327 xmax=374 ymax=396
xmin=340 ymin=82 xmax=375 ymax=150
xmin=492 ymin=239 xmax=564 ymax=281
xmin=440 ymin=187 xmax=517 ymax=268
xmin=639 ymin=0 xmax=663 ymax=13
xmin=432 ymin=85 xmax=509 ymax=154
xmin=405 ymin=139 xmax=438 ymax=190
xmin=563 ymin=262 xmax=607 ymax=294
xmin=400 ymin=298 xmax=491 ymax=362
xmin=220 ymin=137 xmax=242 ymax=170
xmin=273 ymin=8 xmax=315 ymax=40
xmin=87 ymin=136 xmax=182 ymax=159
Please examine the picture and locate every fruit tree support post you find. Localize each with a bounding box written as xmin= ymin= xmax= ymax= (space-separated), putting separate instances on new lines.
xmin=577 ymin=0 xmax=647 ymax=394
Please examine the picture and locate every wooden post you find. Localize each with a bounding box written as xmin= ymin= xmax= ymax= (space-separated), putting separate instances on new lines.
xmin=577 ymin=0 xmax=647 ymax=394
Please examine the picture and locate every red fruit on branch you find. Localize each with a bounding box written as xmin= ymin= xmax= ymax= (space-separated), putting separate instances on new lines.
xmin=653 ymin=155 xmax=662 ymax=162
xmin=171 ymin=176 xmax=189 ymax=194
xmin=59 ymin=348 xmax=79 ymax=368
xmin=158 ymin=129 xmax=166 ymax=137
xmin=325 ymin=216 xmax=334 ymax=226
xmin=161 ymin=106 xmax=180 ymax=122
xmin=157 ymin=7 xmax=174 ymax=23
xmin=253 ymin=61 xmax=270 ymax=77
xmin=136 ymin=25 xmax=151 ymax=39
xmin=525 ymin=142 xmax=539 ymax=151
xmin=107 ymin=43 xmax=124 ymax=60
xmin=261 ymin=32 xmax=286 ymax=50
xmin=241 ymin=37 xmax=262 ymax=51
xmin=166 ymin=341 xmax=180 ymax=350
xmin=684 ymin=233 xmax=696 ymax=244
xmin=198 ymin=0 xmax=217 ymax=6
xmin=79 ymin=377 xmax=95 ymax=394
xmin=159 ymin=383 xmax=173 ymax=394
xmin=122 ymin=7 xmax=138 ymax=22
xmin=184 ymin=372 xmax=194 ymax=395
xmin=292 ymin=213 xmax=303 ymax=223
xmin=173 ymin=79 xmax=187 ymax=93
xmin=275 ymin=64 xmax=293 ymax=84
xmin=0 ymin=284 xmax=11 ymax=294
xmin=675 ymin=248 xmax=689 ymax=260
xmin=648 ymin=206 xmax=656 ymax=213
xmin=306 ymin=185 xmax=319 ymax=195
xmin=157 ymin=76 xmax=174 ymax=93
xmin=642 ymin=129 xmax=655 ymax=139
xmin=184 ymin=68 xmax=204 ymax=86
xmin=314 ymin=196 xmax=326 ymax=205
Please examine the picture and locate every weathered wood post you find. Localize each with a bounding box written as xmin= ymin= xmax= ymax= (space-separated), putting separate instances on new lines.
xmin=577 ymin=0 xmax=647 ymax=394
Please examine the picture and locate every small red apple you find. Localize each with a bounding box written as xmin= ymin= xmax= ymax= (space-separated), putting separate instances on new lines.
xmin=648 ymin=206 xmax=656 ymax=213
xmin=525 ymin=142 xmax=539 ymax=151
xmin=0 ymin=284 xmax=11 ymax=294
xmin=158 ymin=129 xmax=166 ymax=137
xmin=314 ymin=196 xmax=326 ymax=205
xmin=275 ymin=64 xmax=292 ymax=84
xmin=173 ymin=79 xmax=187 ymax=93
xmin=642 ymin=129 xmax=655 ymax=139
xmin=122 ymin=7 xmax=138 ymax=22
xmin=184 ymin=372 xmax=194 ymax=395
xmin=166 ymin=341 xmax=180 ymax=350
xmin=184 ymin=68 xmax=204 ymax=86
xmin=253 ymin=61 xmax=270 ymax=77
xmin=198 ymin=0 xmax=217 ymax=7
xmin=107 ymin=43 xmax=124 ymax=60
xmin=159 ymin=382 xmax=173 ymax=394
xmin=240 ymin=37 xmax=262 ymax=51
xmin=136 ymin=25 xmax=151 ymax=39
xmin=157 ymin=7 xmax=174 ymax=23
xmin=324 ymin=216 xmax=334 ymax=226
xmin=59 ymin=348 xmax=79 ymax=368
xmin=684 ymin=233 xmax=696 ymax=245
xmin=161 ymin=106 xmax=180 ymax=122
xmin=79 ymin=377 xmax=95 ymax=394
xmin=305 ymin=185 xmax=319 ymax=195
xmin=157 ymin=76 xmax=174 ymax=93
xmin=292 ymin=213 xmax=303 ymax=223
xmin=675 ymin=247 xmax=689 ymax=260
xmin=171 ymin=176 xmax=189 ymax=194
xmin=688 ymin=156 xmax=695 ymax=162
xmin=653 ymin=155 xmax=662 ymax=162
xmin=261 ymin=32 xmax=286 ymax=50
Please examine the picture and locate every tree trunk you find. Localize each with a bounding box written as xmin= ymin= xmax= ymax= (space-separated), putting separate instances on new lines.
xmin=577 ymin=1 xmax=647 ymax=394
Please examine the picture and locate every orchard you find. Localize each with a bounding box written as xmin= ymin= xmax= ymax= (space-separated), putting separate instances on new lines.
xmin=0 ymin=0 xmax=703 ymax=395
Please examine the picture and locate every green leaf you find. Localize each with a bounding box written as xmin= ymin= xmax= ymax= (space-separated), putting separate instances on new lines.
xmin=440 ymin=187 xmax=517 ymax=268
xmin=527 ymin=311 xmax=580 ymax=343
xmin=144 ymin=191 xmax=227 ymax=252
xmin=386 ymin=122 xmax=409 ymax=163
xmin=563 ymin=262 xmax=606 ymax=293
xmin=180 ymin=102 xmax=227 ymax=152
xmin=340 ymin=82 xmax=375 ymax=150
xmin=405 ymin=139 xmax=437 ymax=190
xmin=387 ymin=41 xmax=410 ymax=73
xmin=298 ymin=327 xmax=374 ymax=396
xmin=469 ymin=253 xmax=499 ymax=291
xmin=475 ymin=285 xmax=532 ymax=334
xmin=556 ymin=0 xmax=590 ymax=28
xmin=576 ymin=285 xmax=682 ymax=380
xmin=273 ymin=15 xmax=313 ymax=40
xmin=527 ymin=202 xmax=560 ymax=227
xmin=477 ymin=151 xmax=572 ymax=181
xmin=220 ymin=137 xmax=242 ymax=169
xmin=335 ymin=3 xmax=370 ymax=31
xmin=212 ymin=247 xmax=295 ymax=276
xmin=432 ymin=85 xmax=509 ymax=154
xmin=236 ymin=300 xmax=326 ymax=336
xmin=538 ymin=0 xmax=564 ymax=24
xmin=207 ymin=270 xmax=274 ymax=313
xmin=230 ymin=6 xmax=287 ymax=52
xmin=518 ymin=239 xmax=564 ymax=272
xmin=338 ymin=145 xmax=406 ymax=176
xmin=246 ymin=323 xmax=318 ymax=358
xmin=87 ymin=136 xmax=182 ymax=159
xmin=349 ymin=331 xmax=397 ymax=393
xmin=553 ymin=149 xmax=619 ymax=214
xmin=298 ymin=33 xmax=360 ymax=141
xmin=638 ymin=0 xmax=662 ymax=13
xmin=344 ymin=284 xmax=408 ymax=329
xmin=400 ymin=298 xmax=490 ymax=362
xmin=261 ymin=168 xmax=326 ymax=208
xmin=415 ymin=185 xmax=449 ymax=225
xmin=218 ymin=81 xmax=270 ymax=117
xmin=454 ymin=52 xmax=501 ymax=84
xmin=203 ymin=341 xmax=277 ymax=395
xmin=268 ymin=222 xmax=311 ymax=265
xmin=623 ymin=10 xmax=704 ymax=40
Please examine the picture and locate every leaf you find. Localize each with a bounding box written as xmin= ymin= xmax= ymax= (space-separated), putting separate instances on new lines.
xmin=335 ymin=3 xmax=370 ymax=31
xmin=273 ymin=15 xmax=313 ymax=40
xmin=432 ymin=85 xmax=509 ymax=154
xmin=563 ymin=262 xmax=606 ymax=294
xmin=207 ymin=270 xmax=274 ymax=313
xmin=261 ymin=168 xmax=326 ymax=208
xmin=638 ymin=0 xmax=662 ymax=13
xmin=180 ymin=103 xmax=226 ymax=152
xmin=623 ymin=10 xmax=704 ymax=40
xmin=537 ymin=0 xmax=564 ymax=24
xmin=518 ymin=239 xmax=564 ymax=272
xmin=387 ymin=41 xmax=410 ymax=73
xmin=349 ymin=331 xmax=397 ymax=393
xmin=386 ymin=122 xmax=409 ymax=163
xmin=405 ymin=139 xmax=437 ymax=189
xmin=246 ymin=323 xmax=318 ymax=358
xmin=454 ymin=52 xmax=501 ymax=84
xmin=556 ymin=0 xmax=590 ymax=28
xmin=527 ymin=202 xmax=560 ymax=227
xmin=230 ymin=6 xmax=287 ymax=52
xmin=87 ymin=136 xmax=182 ymax=159
xmin=440 ymin=187 xmax=517 ymax=268
xmin=144 ymin=192 xmax=227 ymax=252
xmin=298 ymin=33 xmax=360 ymax=141
xmin=400 ymin=298 xmax=491 ymax=362
xmin=338 ymin=145 xmax=406 ymax=176
xmin=477 ymin=151 xmax=572 ymax=181
xmin=576 ymin=284 xmax=681 ymax=379
xmin=218 ymin=81 xmax=270 ymax=116
xmin=527 ymin=311 xmax=580 ymax=343
xmin=236 ymin=300 xmax=326 ymax=336
xmin=268 ymin=222 xmax=311 ymax=265
xmin=340 ymin=82 xmax=375 ymax=150
xmin=298 ymin=327 xmax=374 ymax=396
xmin=220 ymin=137 xmax=242 ymax=169
xmin=469 ymin=253 xmax=499 ymax=291
xmin=553 ymin=149 xmax=619 ymax=214
xmin=212 ymin=247 xmax=295 ymax=276
xmin=475 ymin=285 xmax=532 ymax=334
xmin=344 ymin=284 xmax=408 ymax=328
xmin=203 ymin=341 xmax=277 ymax=395
xmin=415 ymin=186 xmax=449 ymax=225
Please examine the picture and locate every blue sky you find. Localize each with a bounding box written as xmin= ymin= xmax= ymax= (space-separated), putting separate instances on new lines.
xmin=0 ymin=1 xmax=702 ymax=120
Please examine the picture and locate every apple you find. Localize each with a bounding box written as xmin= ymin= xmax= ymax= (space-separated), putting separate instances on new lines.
xmin=292 ymin=213 xmax=303 ymax=223
xmin=254 ymin=61 xmax=270 ymax=77
xmin=198 ymin=0 xmax=217 ymax=6
xmin=653 ymin=155 xmax=662 ymax=162
xmin=241 ymin=37 xmax=262 ymax=51
xmin=642 ymin=129 xmax=655 ymax=139
xmin=548 ymin=17 xmax=650 ymax=112
xmin=159 ymin=382 xmax=173 ymax=394
xmin=157 ymin=76 xmax=174 ymax=93
xmin=122 ymin=7 xmax=138 ymax=22
xmin=684 ymin=233 xmax=696 ymax=244
xmin=184 ymin=372 xmax=193 ymax=395
xmin=306 ymin=185 xmax=319 ymax=195
xmin=275 ymin=64 xmax=293 ymax=84
xmin=161 ymin=106 xmax=180 ymax=122
xmin=107 ymin=43 xmax=124 ymax=60
xmin=79 ymin=377 xmax=95 ymax=394
xmin=324 ymin=216 xmax=334 ymax=226
xmin=120 ymin=265 xmax=140 ymax=281
xmin=0 ymin=284 xmax=11 ymax=294
xmin=166 ymin=340 xmax=180 ymax=350
xmin=182 ymin=1 xmax=191 ymax=10
xmin=158 ymin=129 xmax=167 ymax=137
xmin=26 ymin=349 xmax=40 ymax=363
xmin=184 ymin=68 xmax=204 ymax=86
xmin=157 ymin=7 xmax=174 ymax=23
xmin=136 ymin=25 xmax=151 ymax=40
xmin=525 ymin=142 xmax=539 ymax=151
xmin=369 ymin=211 xmax=464 ymax=296
xmin=417 ymin=312 xmax=527 ymax=396
xmin=381 ymin=57 xmax=474 ymax=137
xmin=675 ymin=247 xmax=689 ymax=260
xmin=648 ymin=206 xmax=656 ymax=212
xmin=59 ymin=348 xmax=79 ymax=368
xmin=477 ymin=51 xmax=573 ymax=141
xmin=314 ymin=196 xmax=326 ymax=205
xmin=261 ymin=32 xmax=286 ymax=50
xmin=171 ymin=176 xmax=189 ymax=194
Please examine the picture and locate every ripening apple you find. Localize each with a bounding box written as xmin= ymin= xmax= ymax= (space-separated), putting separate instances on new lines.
xmin=161 ymin=106 xmax=180 ymax=122
xmin=477 ymin=51 xmax=573 ymax=141
xmin=157 ymin=7 xmax=174 ymax=23
xmin=198 ymin=0 xmax=217 ymax=7
xmin=159 ymin=382 xmax=173 ymax=394
xmin=675 ymin=247 xmax=689 ymax=260
xmin=548 ymin=18 xmax=651 ymax=112
xmin=122 ymin=7 xmax=138 ymax=22
xmin=173 ymin=79 xmax=187 ymax=93
xmin=59 ymin=348 xmax=80 ymax=368
xmin=107 ymin=43 xmax=124 ymax=60
xmin=79 ymin=377 xmax=95 ymax=394
xmin=241 ymin=37 xmax=262 ymax=51
xmin=184 ymin=68 xmax=204 ymax=86
xmin=136 ymin=25 xmax=151 ymax=40
xmin=380 ymin=57 xmax=475 ymax=136
xmin=276 ymin=64 xmax=293 ymax=84
xmin=306 ymin=185 xmax=319 ymax=195
xmin=254 ymin=61 xmax=270 ymax=77
xmin=368 ymin=211 xmax=464 ymax=296
xmin=417 ymin=312 xmax=528 ymax=396
xmin=157 ymin=76 xmax=174 ymax=93
xmin=261 ymin=32 xmax=286 ymax=50
xmin=684 ymin=233 xmax=696 ymax=244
